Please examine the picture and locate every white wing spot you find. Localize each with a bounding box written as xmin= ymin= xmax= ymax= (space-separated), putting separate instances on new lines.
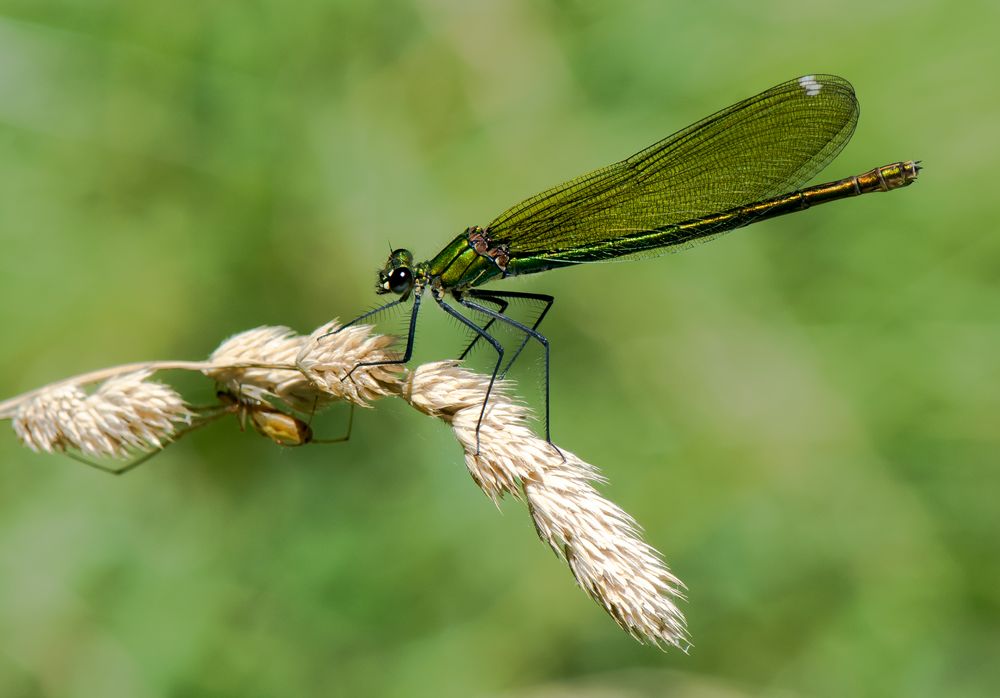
xmin=798 ymin=75 xmax=822 ymax=96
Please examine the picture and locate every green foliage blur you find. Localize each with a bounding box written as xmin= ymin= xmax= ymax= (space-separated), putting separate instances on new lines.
xmin=0 ymin=1 xmax=997 ymax=696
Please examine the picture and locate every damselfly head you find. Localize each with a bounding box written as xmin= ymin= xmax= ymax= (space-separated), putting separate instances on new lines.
xmin=377 ymin=248 xmax=415 ymax=296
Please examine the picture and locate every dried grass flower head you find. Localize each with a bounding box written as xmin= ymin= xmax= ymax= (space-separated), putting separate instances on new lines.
xmin=296 ymin=320 xmax=404 ymax=405
xmin=402 ymin=361 xmax=689 ymax=650
xmin=206 ymin=325 xmax=322 ymax=412
xmin=2 ymin=322 xmax=689 ymax=650
xmin=11 ymin=370 xmax=192 ymax=459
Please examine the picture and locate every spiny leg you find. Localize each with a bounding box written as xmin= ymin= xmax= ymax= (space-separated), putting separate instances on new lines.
xmin=457 ymin=293 xmax=558 ymax=455
xmin=434 ymin=293 xmax=504 ymax=455
xmin=459 ymin=293 xmax=509 ymax=360
xmin=466 ymin=289 xmax=553 ymax=376
xmin=343 ymin=292 xmax=423 ymax=380
xmin=320 ymin=297 xmax=409 ymax=340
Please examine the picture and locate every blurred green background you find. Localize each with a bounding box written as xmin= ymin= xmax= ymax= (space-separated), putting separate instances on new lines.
xmin=1 ymin=0 xmax=997 ymax=696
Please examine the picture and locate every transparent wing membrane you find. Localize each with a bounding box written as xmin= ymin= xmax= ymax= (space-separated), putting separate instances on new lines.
xmin=488 ymin=75 xmax=859 ymax=259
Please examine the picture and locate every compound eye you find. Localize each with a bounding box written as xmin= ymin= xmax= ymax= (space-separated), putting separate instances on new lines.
xmin=388 ymin=267 xmax=412 ymax=294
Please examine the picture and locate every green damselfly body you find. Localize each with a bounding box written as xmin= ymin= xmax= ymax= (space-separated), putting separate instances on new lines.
xmin=333 ymin=74 xmax=920 ymax=450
